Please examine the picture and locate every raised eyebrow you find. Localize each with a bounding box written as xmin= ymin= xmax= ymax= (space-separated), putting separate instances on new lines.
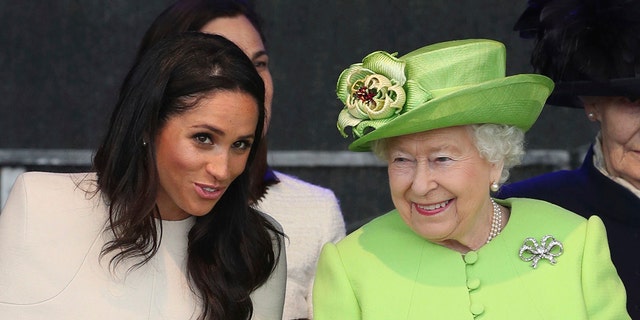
xmin=193 ymin=124 xmax=255 ymax=140
xmin=237 ymin=133 xmax=256 ymax=141
xmin=250 ymin=50 xmax=268 ymax=61
xmin=193 ymin=124 xmax=223 ymax=135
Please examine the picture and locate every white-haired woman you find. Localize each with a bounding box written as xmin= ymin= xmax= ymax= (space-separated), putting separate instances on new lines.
xmin=312 ymin=39 xmax=629 ymax=320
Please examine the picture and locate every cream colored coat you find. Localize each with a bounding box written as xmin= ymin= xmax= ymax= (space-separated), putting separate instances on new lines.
xmin=255 ymin=171 xmax=345 ymax=319
xmin=0 ymin=172 xmax=286 ymax=320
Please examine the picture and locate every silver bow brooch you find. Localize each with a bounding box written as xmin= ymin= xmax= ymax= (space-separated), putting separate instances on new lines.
xmin=518 ymin=235 xmax=563 ymax=268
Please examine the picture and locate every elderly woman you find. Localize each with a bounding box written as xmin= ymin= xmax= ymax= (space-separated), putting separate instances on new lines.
xmin=312 ymin=39 xmax=629 ymax=319
xmin=497 ymin=1 xmax=640 ymax=316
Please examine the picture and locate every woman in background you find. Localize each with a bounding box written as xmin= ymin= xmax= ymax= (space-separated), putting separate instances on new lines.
xmin=497 ymin=1 xmax=640 ymax=316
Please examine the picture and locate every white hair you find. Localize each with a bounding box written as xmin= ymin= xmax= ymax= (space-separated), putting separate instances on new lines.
xmin=471 ymin=124 xmax=525 ymax=183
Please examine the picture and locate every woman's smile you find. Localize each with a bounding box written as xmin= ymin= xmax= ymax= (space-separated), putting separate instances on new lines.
xmin=414 ymin=199 xmax=452 ymax=216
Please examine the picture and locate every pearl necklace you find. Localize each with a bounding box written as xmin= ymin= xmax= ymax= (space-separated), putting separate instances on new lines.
xmin=486 ymin=199 xmax=503 ymax=244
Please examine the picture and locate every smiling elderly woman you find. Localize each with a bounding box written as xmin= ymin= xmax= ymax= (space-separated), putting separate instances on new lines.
xmin=312 ymin=39 xmax=630 ymax=319
xmin=370 ymin=124 xmax=523 ymax=252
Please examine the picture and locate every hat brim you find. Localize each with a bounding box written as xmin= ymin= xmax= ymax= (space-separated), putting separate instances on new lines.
xmin=347 ymin=74 xmax=554 ymax=152
xmin=547 ymin=77 xmax=640 ymax=108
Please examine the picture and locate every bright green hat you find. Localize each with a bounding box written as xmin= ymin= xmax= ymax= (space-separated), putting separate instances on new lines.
xmin=336 ymin=39 xmax=555 ymax=152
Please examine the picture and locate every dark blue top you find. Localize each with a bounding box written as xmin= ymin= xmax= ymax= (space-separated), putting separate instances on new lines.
xmin=497 ymin=145 xmax=640 ymax=318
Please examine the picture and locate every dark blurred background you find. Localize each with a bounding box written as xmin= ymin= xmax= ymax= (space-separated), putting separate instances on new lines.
xmin=0 ymin=0 xmax=598 ymax=231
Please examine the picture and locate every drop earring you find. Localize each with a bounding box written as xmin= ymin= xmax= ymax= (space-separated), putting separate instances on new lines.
xmin=490 ymin=181 xmax=500 ymax=192
xmin=587 ymin=113 xmax=595 ymax=121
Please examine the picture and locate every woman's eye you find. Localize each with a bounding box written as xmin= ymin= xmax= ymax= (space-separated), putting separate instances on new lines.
xmin=255 ymin=60 xmax=269 ymax=70
xmin=233 ymin=140 xmax=252 ymax=151
xmin=194 ymin=133 xmax=213 ymax=144
xmin=392 ymin=157 xmax=410 ymax=163
xmin=434 ymin=156 xmax=452 ymax=162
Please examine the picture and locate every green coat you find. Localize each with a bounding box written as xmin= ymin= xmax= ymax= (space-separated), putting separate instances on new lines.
xmin=313 ymin=198 xmax=629 ymax=319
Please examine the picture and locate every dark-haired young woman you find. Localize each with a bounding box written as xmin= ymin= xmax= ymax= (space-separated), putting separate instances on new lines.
xmin=0 ymin=32 xmax=285 ymax=320
xmin=136 ymin=1 xmax=347 ymax=318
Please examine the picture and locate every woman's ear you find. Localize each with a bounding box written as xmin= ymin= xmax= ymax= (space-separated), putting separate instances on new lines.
xmin=579 ymin=96 xmax=599 ymax=122
xmin=490 ymin=160 xmax=504 ymax=185
xmin=142 ymin=131 xmax=151 ymax=147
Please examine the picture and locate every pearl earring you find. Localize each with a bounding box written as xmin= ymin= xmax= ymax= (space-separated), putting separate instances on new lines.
xmin=587 ymin=113 xmax=595 ymax=120
xmin=142 ymin=141 xmax=148 ymax=147
xmin=490 ymin=181 xmax=500 ymax=192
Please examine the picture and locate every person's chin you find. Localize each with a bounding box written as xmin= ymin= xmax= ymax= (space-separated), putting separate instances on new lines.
xmin=184 ymin=200 xmax=220 ymax=218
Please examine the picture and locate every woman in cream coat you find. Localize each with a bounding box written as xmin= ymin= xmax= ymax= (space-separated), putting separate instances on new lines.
xmin=135 ymin=2 xmax=347 ymax=317
xmin=0 ymin=33 xmax=285 ymax=320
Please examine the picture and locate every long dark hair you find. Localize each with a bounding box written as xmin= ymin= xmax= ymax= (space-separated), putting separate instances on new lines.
xmin=136 ymin=0 xmax=276 ymax=204
xmin=93 ymin=32 xmax=281 ymax=320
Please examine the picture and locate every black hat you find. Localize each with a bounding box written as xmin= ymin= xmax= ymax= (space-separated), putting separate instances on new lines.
xmin=513 ymin=0 xmax=640 ymax=108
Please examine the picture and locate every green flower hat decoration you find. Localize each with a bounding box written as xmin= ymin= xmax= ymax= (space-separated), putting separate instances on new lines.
xmin=336 ymin=51 xmax=432 ymax=138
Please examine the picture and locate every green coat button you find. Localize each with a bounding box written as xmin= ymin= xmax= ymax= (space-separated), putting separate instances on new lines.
xmin=467 ymin=278 xmax=480 ymax=290
xmin=470 ymin=303 xmax=485 ymax=315
xmin=464 ymin=251 xmax=478 ymax=264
